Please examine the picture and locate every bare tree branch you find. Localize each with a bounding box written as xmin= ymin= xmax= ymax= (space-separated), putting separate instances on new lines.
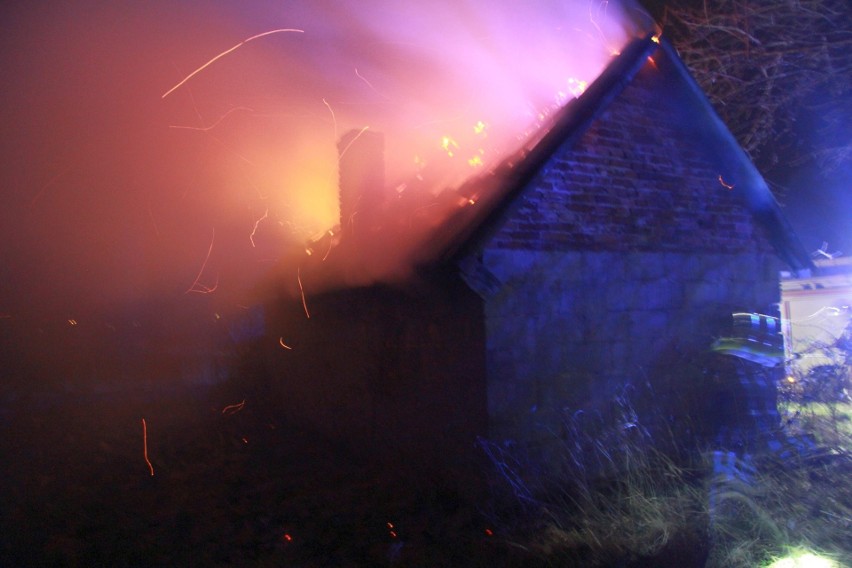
xmin=659 ymin=0 xmax=852 ymax=176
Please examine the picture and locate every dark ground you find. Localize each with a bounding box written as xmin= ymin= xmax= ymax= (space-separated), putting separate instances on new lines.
xmin=0 ymin=383 xmax=523 ymax=567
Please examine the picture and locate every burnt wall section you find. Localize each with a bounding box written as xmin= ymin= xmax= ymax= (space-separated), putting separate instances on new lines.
xmin=263 ymin=271 xmax=487 ymax=472
xmin=479 ymin=248 xmax=782 ymax=449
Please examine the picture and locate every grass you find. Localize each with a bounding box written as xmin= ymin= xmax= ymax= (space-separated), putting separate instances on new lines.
xmin=480 ymin=396 xmax=852 ymax=568
xmin=2 ymin=364 xmax=850 ymax=566
xmin=780 ymin=402 xmax=852 ymax=447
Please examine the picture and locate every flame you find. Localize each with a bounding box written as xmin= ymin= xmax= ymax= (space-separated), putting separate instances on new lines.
xmin=0 ymin=0 xmax=646 ymax=313
xmin=441 ymin=136 xmax=459 ymax=157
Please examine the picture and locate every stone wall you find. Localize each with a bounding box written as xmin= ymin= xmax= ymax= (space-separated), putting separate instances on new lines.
xmin=479 ymin=248 xmax=782 ymax=449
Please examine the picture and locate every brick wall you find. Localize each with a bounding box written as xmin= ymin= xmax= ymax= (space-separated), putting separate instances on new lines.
xmin=478 ymin=60 xmax=783 ymax=454
xmin=491 ymin=63 xmax=775 ymax=255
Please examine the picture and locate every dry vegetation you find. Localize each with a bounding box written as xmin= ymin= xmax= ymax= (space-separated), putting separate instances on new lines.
xmin=480 ymin=391 xmax=852 ymax=567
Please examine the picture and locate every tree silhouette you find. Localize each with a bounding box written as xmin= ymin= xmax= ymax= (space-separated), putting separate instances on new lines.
xmin=652 ymin=0 xmax=852 ymax=177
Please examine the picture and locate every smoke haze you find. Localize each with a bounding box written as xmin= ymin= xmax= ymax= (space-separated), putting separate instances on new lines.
xmin=0 ymin=0 xmax=649 ymax=320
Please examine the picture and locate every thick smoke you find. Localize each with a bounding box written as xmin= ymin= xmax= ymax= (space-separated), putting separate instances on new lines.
xmin=0 ymin=0 xmax=650 ymax=317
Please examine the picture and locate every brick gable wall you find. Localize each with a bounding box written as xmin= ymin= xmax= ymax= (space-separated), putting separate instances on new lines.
xmin=477 ymin=60 xmax=783 ymax=456
xmin=491 ymin=64 xmax=774 ymax=254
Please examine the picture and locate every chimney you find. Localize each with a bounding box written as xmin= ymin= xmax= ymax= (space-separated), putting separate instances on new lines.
xmin=337 ymin=129 xmax=386 ymax=242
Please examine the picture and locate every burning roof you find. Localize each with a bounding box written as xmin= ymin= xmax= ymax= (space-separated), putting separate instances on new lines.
xmin=0 ymin=0 xmax=652 ymax=315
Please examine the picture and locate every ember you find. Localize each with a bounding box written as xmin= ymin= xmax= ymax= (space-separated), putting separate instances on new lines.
xmin=141 ymin=418 xmax=154 ymax=476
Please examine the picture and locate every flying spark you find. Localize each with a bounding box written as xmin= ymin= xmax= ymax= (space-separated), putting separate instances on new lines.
xmin=169 ymin=106 xmax=255 ymax=132
xmin=147 ymin=203 xmax=160 ymax=237
xmin=718 ymin=175 xmax=734 ymax=190
xmin=338 ymin=126 xmax=371 ymax=161
xmin=250 ymin=208 xmax=269 ymax=247
xmin=142 ymin=418 xmax=154 ymax=476
xmin=297 ymin=266 xmax=311 ymax=319
xmin=355 ymin=67 xmax=390 ymax=100
xmin=279 ymin=337 xmax=293 ymax=350
xmin=322 ymin=98 xmax=338 ymax=141
xmin=186 ymin=229 xmax=218 ymax=294
xmin=162 ymin=29 xmax=305 ymax=99
xmin=222 ymin=399 xmax=246 ymax=415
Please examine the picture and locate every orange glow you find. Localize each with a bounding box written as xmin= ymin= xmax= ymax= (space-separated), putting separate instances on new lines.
xmin=222 ymin=399 xmax=246 ymax=415
xmin=718 ymin=175 xmax=735 ymax=190
xmin=142 ymin=418 xmax=154 ymax=476
xmin=0 ymin=0 xmax=643 ymax=318
xmin=161 ymin=29 xmax=305 ymax=99
xmin=68 ymin=319 xmax=78 ymax=326
xmin=321 ymin=237 xmax=333 ymax=261
xmin=651 ymin=34 xmax=660 ymax=44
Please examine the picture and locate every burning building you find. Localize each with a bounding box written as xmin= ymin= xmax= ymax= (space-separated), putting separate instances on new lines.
xmin=253 ymin=34 xmax=813 ymax=471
